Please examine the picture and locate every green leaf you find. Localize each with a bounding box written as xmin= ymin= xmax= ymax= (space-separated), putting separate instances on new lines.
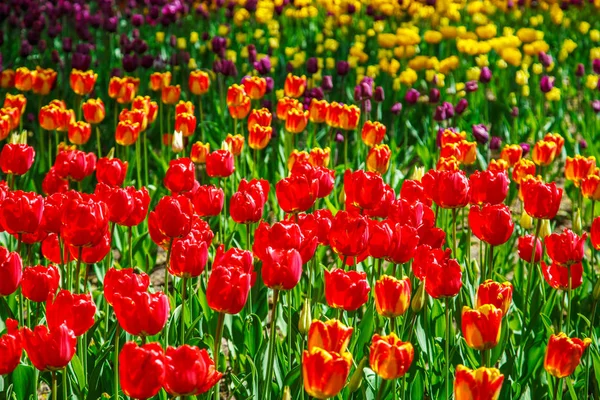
xmin=244 ymin=314 xmax=263 ymax=357
xmin=70 ymin=354 xmax=87 ymax=392
xmin=11 ymin=365 xmax=35 ymax=400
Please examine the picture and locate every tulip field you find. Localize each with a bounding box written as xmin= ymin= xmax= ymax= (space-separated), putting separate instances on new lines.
xmin=4 ymin=0 xmax=600 ymax=399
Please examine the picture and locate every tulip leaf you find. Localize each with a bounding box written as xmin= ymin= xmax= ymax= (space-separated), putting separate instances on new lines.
xmin=11 ymin=365 xmax=34 ymax=400
xmin=70 ymin=354 xmax=87 ymax=392
xmin=244 ymin=314 xmax=263 ymax=357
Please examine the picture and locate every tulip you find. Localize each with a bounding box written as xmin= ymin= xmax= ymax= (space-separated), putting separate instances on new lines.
xmin=339 ymin=105 xmax=360 ymax=131
xmin=582 ymin=175 xmax=600 ymax=201
xmin=284 ymin=73 xmax=307 ymax=98
xmin=150 ymin=71 xmax=171 ymax=92
xmin=276 ymin=174 xmax=319 ymax=213
xmin=324 ymin=269 xmax=370 ymax=311
xmin=476 ymin=280 xmax=513 ymax=315
xmin=104 ymin=268 xmax=150 ymax=306
xmin=374 ymin=275 xmax=411 ymax=318
xmin=521 ymin=179 xmax=562 ymax=220
xmin=169 ymin=237 xmax=209 ymax=278
xmin=541 ymin=261 xmax=583 ymax=290
xmin=189 ymin=70 xmax=210 ymax=95
xmin=4 ymin=94 xmax=26 ymax=114
xmin=60 ymin=194 xmax=108 ymax=248
xmin=592 ymin=217 xmax=600 ymax=251
xmin=164 ymin=158 xmax=195 ymax=194
xmin=285 ymin=108 xmax=309 ymax=133
xmin=544 ymin=333 xmax=591 ymax=378
xmin=0 ymin=115 xmax=11 ymax=141
xmin=302 ymin=348 xmax=352 ymax=399
xmin=308 ymin=147 xmax=331 ymax=168
xmin=422 ymin=248 xmax=462 ymax=298
xmin=206 ymin=150 xmax=235 ymax=178
xmin=119 ymin=342 xmax=165 ymax=399
xmin=0 ymin=190 xmax=44 ymax=235
xmin=225 ymin=134 xmax=245 ymax=156
xmin=82 ymin=98 xmax=106 ymax=124
xmin=161 ymin=85 xmax=181 ymax=104
xmin=0 ymin=144 xmax=35 ymax=176
xmin=190 ymin=142 xmax=210 ymax=164
xmin=500 ymin=144 xmax=523 ymax=167
xmin=532 ymin=140 xmax=558 ymax=166
xmin=95 ymin=184 xmax=150 ymax=227
xmin=248 ymin=108 xmax=272 ymax=129
xmin=422 ymin=169 xmax=470 ymax=209
xmin=366 ymin=144 xmax=392 ymax=174
xmin=329 ymin=211 xmax=370 ymax=258
xmin=545 ymin=229 xmax=586 ymax=266
xmin=96 ymin=157 xmax=128 ymax=187
xmin=308 ymin=99 xmax=329 ymax=124
xmin=21 ymin=323 xmax=77 ymax=371
xmin=344 ymin=170 xmax=385 ymax=211
xmin=230 ymin=179 xmax=270 ymax=224
xmin=39 ymin=104 xmax=63 ymax=131
xmin=469 ymin=170 xmax=509 ymax=205
xmin=454 ymin=365 xmax=504 ymax=400
xmin=46 ymin=290 xmax=96 ymax=337
xmin=113 ymin=290 xmax=170 ymax=336
xmin=248 ymin=125 xmax=272 ymax=150
xmin=369 ymin=333 xmax=414 ymax=380
xmin=461 ymin=304 xmax=503 ymax=351
xmin=262 ymin=247 xmax=303 ymax=290
xmin=175 ymin=112 xmax=197 ymax=137
xmin=1 ymin=69 xmax=16 ymax=89
xmin=21 ymin=264 xmax=60 ymax=303
xmin=206 ymin=245 xmax=255 ymax=314
xmin=226 ymin=84 xmax=247 ymax=106
xmin=307 ymin=319 xmax=353 ymax=354
xmin=69 ymin=69 xmax=97 ymax=95
xmin=0 ymin=247 xmax=22 ymax=296
xmin=468 ymin=204 xmax=514 ymax=246
xmin=565 ymin=155 xmax=596 ymax=186
xmin=192 ymin=185 xmax=224 ymax=217
xmin=0 ymin=319 xmax=21 ymax=375
xmin=288 ymin=149 xmax=310 ymax=170
xmin=115 ymin=120 xmax=141 ymax=146
xmin=242 ymin=76 xmax=267 ymax=99
xmin=148 ymin=195 xmax=194 ymax=245
xmin=67 ymin=121 xmax=92 ymax=145
xmin=512 ymin=158 xmax=536 ymax=184
xmin=164 ymin=345 xmax=222 ymax=396
xmin=517 ymin=234 xmax=542 ymax=263
xmin=54 ymin=149 xmax=97 ymax=181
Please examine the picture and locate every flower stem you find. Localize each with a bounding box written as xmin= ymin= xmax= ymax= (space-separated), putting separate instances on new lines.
xmin=114 ymin=324 xmax=120 ymax=400
xmin=488 ymin=245 xmax=494 ymax=281
xmin=181 ymin=277 xmax=187 ymax=345
xmin=584 ymin=300 xmax=597 ymax=399
xmin=445 ymin=297 xmax=452 ymax=400
xmin=452 ymin=208 xmax=458 ymax=258
xmin=52 ymin=371 xmax=57 ymax=400
xmin=213 ymin=312 xmax=225 ymax=400
xmin=566 ymin=267 xmax=572 ymax=334
xmin=265 ymin=289 xmax=280 ymax=400
xmin=525 ymin=219 xmax=542 ymax=324
xmin=128 ymin=226 xmax=133 ymax=268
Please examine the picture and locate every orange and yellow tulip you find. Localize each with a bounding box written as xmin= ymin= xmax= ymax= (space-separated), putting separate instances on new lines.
xmin=308 ymin=99 xmax=329 ymax=124
xmin=226 ymin=84 xmax=246 ymax=107
xmin=544 ymin=333 xmax=591 ymax=378
xmin=369 ymin=333 xmax=414 ymax=380
xmin=532 ymin=140 xmax=558 ymax=166
xmin=476 ymin=280 xmax=513 ymax=315
xmin=1 ymin=69 xmax=15 ymax=89
xmin=277 ymin=97 xmax=302 ymax=121
xmin=4 ymin=94 xmax=27 ymax=114
xmin=32 ymin=67 xmax=57 ymax=96
xmin=228 ymin=97 xmax=251 ymax=119
xmin=248 ymin=125 xmax=272 ymax=150
xmin=374 ymin=275 xmax=411 ymax=318
xmin=189 ymin=70 xmax=210 ymax=96
xmin=512 ymin=158 xmax=536 ymax=184
xmin=14 ymin=67 xmax=32 ymax=91
xmin=69 ymin=69 xmax=97 ymax=95
xmin=339 ymin=105 xmax=360 ymax=131
xmin=161 ymin=85 xmax=181 ymax=105
xmin=361 ymin=121 xmax=386 ymax=147
xmin=68 ymin=121 xmax=92 ymax=145
xmin=581 ymin=174 xmax=600 ymax=201
xmin=500 ymin=144 xmax=523 ymax=167
xmin=248 ymin=108 xmax=272 ymax=129
xmin=284 ymin=73 xmax=307 ymax=98
xmin=367 ymin=144 xmax=392 ymax=174
xmin=302 ymin=348 xmax=352 ymax=400
xmin=175 ymin=101 xmax=194 ymax=116
xmin=242 ymin=76 xmax=267 ymax=100
xmin=307 ymin=319 xmax=353 ymax=354
xmin=461 ymin=304 xmax=503 ymax=351
xmin=82 ymin=99 xmax=106 ymax=125
xmin=285 ymin=109 xmax=309 ymax=133
xmin=39 ymin=104 xmax=63 ymax=131
xmin=565 ymin=155 xmax=596 ymax=186
xmin=454 ymin=365 xmax=504 ymax=400
xmin=225 ymin=134 xmax=245 ymax=156
xmin=308 ymin=147 xmax=330 ymax=168
xmin=190 ymin=142 xmax=210 ymax=164
xmin=149 ymin=71 xmax=171 ymax=92
xmin=115 ymin=121 xmax=141 ymax=146
xmin=175 ymin=113 xmax=197 ymax=137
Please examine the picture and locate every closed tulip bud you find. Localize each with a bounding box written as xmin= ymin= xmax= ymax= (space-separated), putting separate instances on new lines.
xmin=544 ymin=333 xmax=591 ymax=378
xmin=593 ymin=279 xmax=600 ymax=300
xmin=298 ymin=298 xmax=312 ymax=335
xmin=517 ymin=234 xmax=542 ymax=263
xmin=454 ymin=365 xmax=504 ymax=400
xmin=348 ymin=356 xmax=368 ymax=392
xmin=411 ymin=282 xmax=427 ymax=313
xmin=281 ymin=386 xmax=292 ymax=400
xmin=164 ymin=158 xmax=195 ymax=194
xmin=192 ymin=185 xmax=224 ymax=217
xmin=0 ymin=247 xmax=23 ymax=296
xmin=469 ymin=204 xmax=514 ymax=246
xmin=97 ymin=156 xmax=128 ymax=187
xmin=375 ymin=275 xmax=411 ymax=318
xmin=119 ymin=342 xmax=165 ymax=399
xmin=539 ymin=219 xmax=552 ymax=240
xmin=573 ymin=209 xmax=582 ymax=234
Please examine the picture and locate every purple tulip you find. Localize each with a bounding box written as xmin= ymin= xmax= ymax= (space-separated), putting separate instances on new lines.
xmin=131 ymin=14 xmax=144 ymax=27
xmin=593 ymin=59 xmax=600 ymax=75
xmin=104 ymin=16 xmax=117 ymax=33
xmin=593 ymin=100 xmax=600 ymax=113
xmin=576 ymin=63 xmax=585 ymax=77
xmin=123 ymin=54 xmax=139 ymax=73
xmin=364 ymin=100 xmax=372 ymax=114
xmin=62 ymin=37 xmax=73 ymax=53
xmin=540 ymin=75 xmax=554 ymax=93
xmin=434 ymin=106 xmax=447 ymax=121
xmin=321 ymin=76 xmax=333 ymax=91
xmin=455 ymin=98 xmax=468 ymax=114
xmin=354 ymin=85 xmax=362 ymax=102
xmin=307 ymin=57 xmax=318 ymax=74
xmin=520 ymin=142 xmax=531 ymax=156
xmin=360 ymin=81 xmax=373 ymax=99
xmin=141 ymin=55 xmax=154 ymax=69
xmin=71 ymin=52 xmax=91 ymax=70
xmin=391 ymin=103 xmax=403 ymax=115
xmin=335 ymin=132 xmax=344 ymax=143
xmin=538 ymin=51 xmax=553 ymax=68
xmin=480 ymin=67 xmax=492 ymax=83
xmin=254 ymin=57 xmax=271 ymax=75
xmin=405 ymin=88 xmax=420 ymax=104
xmin=489 ymin=136 xmax=502 ymax=150
xmin=247 ymin=45 xmax=257 ymax=64
xmin=511 ymin=106 xmax=519 ymax=117
xmin=374 ymin=86 xmax=384 ymax=102
xmin=465 ymin=80 xmax=478 ymax=93
xmin=580 ymin=139 xmax=588 ymax=150
xmin=429 ymin=88 xmax=440 ymax=103
xmin=336 ymin=60 xmax=349 ymax=76
xmin=265 ymin=76 xmax=274 ymax=93
xmin=472 ymin=124 xmax=489 ymax=145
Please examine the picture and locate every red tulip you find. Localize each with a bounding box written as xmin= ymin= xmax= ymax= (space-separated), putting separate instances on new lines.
xmin=592 ymin=217 xmax=600 ymax=251
xmin=0 ymin=144 xmax=35 ymax=175
xmin=344 ymin=170 xmax=385 ymax=210
xmin=517 ymin=235 xmax=542 ymax=263
xmin=545 ymin=229 xmax=586 ymax=266
xmin=291 ymin=162 xmax=335 ymax=199
xmin=0 ymin=190 xmax=44 ymax=235
xmin=469 ymin=170 xmax=509 ymax=205
xmin=46 ymin=290 xmax=96 ymax=336
xmin=21 ymin=324 xmax=76 ymax=371
xmin=364 ymin=183 xmax=395 ymax=219
xmin=261 ymin=247 xmax=303 ymax=290
xmin=164 ymin=345 xmax=222 ymax=396
xmin=42 ymin=167 xmax=70 ymax=195
xmin=0 ymin=319 xmax=21 ymax=375
xmin=119 ymin=342 xmax=165 ymax=400
xmin=422 ymin=169 xmax=470 ymax=209
xmin=276 ymin=173 xmax=319 ymax=213
xmin=95 ymin=184 xmax=150 ymax=227
xmin=329 ymin=211 xmax=369 ymax=258
xmin=96 ymin=157 xmax=128 ymax=187
xmin=192 ymin=185 xmax=224 ymax=217
xmin=423 ymin=248 xmax=462 ymax=298
xmin=400 ymin=180 xmax=431 ymax=206
xmin=253 ymin=220 xmax=317 ymax=265
xmin=544 ymin=333 xmax=592 ymax=378
xmin=169 ymin=237 xmax=209 ymax=278
xmin=468 ymin=204 xmax=514 ymax=246
xmin=113 ymin=290 xmax=170 ymax=336
xmin=21 ymin=265 xmax=60 ymax=302
xmin=54 ymin=149 xmax=97 ymax=182
xmin=461 ymin=304 xmax=503 ymax=351
xmin=297 ymin=209 xmax=333 ymax=246
xmin=388 ymin=198 xmax=435 ymax=230
xmin=229 ymin=178 xmax=270 ymax=223
xmin=148 ymin=195 xmax=194 ymax=247
xmin=68 ymin=231 xmax=111 ymax=263
xmin=60 ymin=194 xmax=108 ymax=247
xmin=40 ymin=193 xmax=67 ymax=234
xmin=206 ymin=245 xmax=255 ymax=314
xmin=324 ymin=268 xmax=370 ymax=311
xmin=206 ymin=150 xmax=235 ymax=178
xmin=521 ymin=179 xmax=563 ymax=220
xmin=164 ymin=158 xmax=195 ymax=194
xmin=386 ymin=222 xmax=420 ymax=264
xmin=0 ymin=246 xmax=22 ymax=296
xmin=103 ymin=267 xmax=150 ymax=306
xmin=542 ymin=262 xmax=583 ymax=290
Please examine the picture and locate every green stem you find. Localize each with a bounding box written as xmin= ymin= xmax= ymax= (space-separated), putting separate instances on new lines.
xmin=376 ymin=379 xmax=388 ymax=400
xmin=165 ymin=238 xmax=174 ymax=294
xmin=128 ymin=226 xmax=133 ymax=268
xmin=75 ymin=247 xmax=83 ymax=294
xmin=63 ymin=368 xmax=68 ymax=400
xmin=488 ymin=245 xmax=494 ymax=281
xmin=114 ymin=324 xmax=120 ymax=400
xmin=526 ymin=219 xmax=542 ymax=324
xmin=247 ymin=224 xmax=253 ymax=314
xmin=135 ymin=136 xmax=142 ymax=188
xmin=445 ymin=297 xmax=451 ymax=400
xmin=452 ymin=208 xmax=458 ymax=258
xmin=198 ymin=95 xmax=205 ymax=142
xmin=287 ymin=290 xmax=292 ymax=372
xmin=213 ymin=312 xmax=226 ymax=400
xmin=96 ymin=125 xmax=102 ymax=157
xmin=566 ymin=267 xmax=572 ymax=334
xmin=265 ymin=289 xmax=280 ymax=400
xmin=584 ymin=301 xmax=597 ymax=399
xmin=52 ymin=371 xmax=57 ymax=400
xmin=181 ymin=277 xmax=187 ymax=345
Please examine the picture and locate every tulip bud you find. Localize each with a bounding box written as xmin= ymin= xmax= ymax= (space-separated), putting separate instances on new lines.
xmin=472 ymin=259 xmax=480 ymax=274
xmin=574 ymin=209 xmax=582 ymax=234
xmin=282 ymin=386 xmax=292 ymax=400
xmin=172 ymin=130 xmax=184 ymax=153
xmin=411 ymin=282 xmax=427 ymax=313
xmin=540 ymin=219 xmax=552 ymax=239
xmin=298 ymin=298 xmax=312 ymax=335
xmin=593 ymin=280 xmax=600 ymax=301
xmin=520 ymin=211 xmax=533 ymax=230
xmin=348 ymin=356 xmax=368 ymax=392
xmin=410 ymin=166 xmax=425 ymax=181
